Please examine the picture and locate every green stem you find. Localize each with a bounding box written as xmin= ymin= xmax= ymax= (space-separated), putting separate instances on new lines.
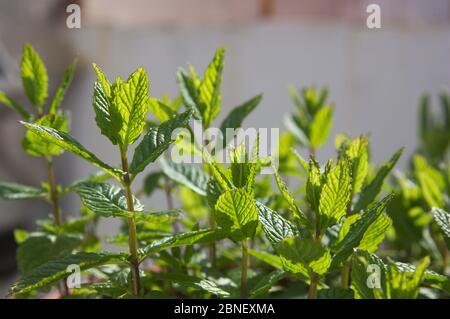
xmin=164 ymin=177 xmax=180 ymax=233
xmin=240 ymin=239 xmax=249 ymax=299
xmin=309 ymin=145 xmax=316 ymax=159
xmin=342 ymin=205 xmax=353 ymax=288
xmin=206 ymin=165 xmax=217 ymax=267
xmin=46 ymin=158 xmax=61 ymax=226
xmin=209 ymin=214 xmax=217 ymax=267
xmin=341 ymin=262 xmax=350 ymax=289
xmin=431 ymin=225 xmax=449 ymax=273
xmin=120 ymin=149 xmax=141 ymax=295
xmin=47 ymin=158 xmax=70 ymax=296
xmin=308 ymin=273 xmax=319 ymax=299
xmin=308 ymin=219 xmax=322 ymax=299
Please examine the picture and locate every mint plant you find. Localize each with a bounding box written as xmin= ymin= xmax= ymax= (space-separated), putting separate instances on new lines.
xmin=0 ymin=43 xmax=448 ymax=299
xmin=21 ymin=64 xmax=195 ymax=296
xmin=418 ymin=93 xmax=450 ymax=164
xmin=285 ymin=85 xmax=333 ymax=156
xmin=0 ymin=44 xmax=83 ymax=296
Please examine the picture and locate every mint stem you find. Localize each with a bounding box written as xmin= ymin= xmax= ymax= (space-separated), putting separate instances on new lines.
xmin=240 ymin=239 xmax=249 ymax=298
xmin=121 ymin=148 xmax=141 ymax=295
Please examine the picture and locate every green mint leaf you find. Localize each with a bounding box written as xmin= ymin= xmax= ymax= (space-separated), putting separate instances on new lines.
xmin=394 ymin=260 xmax=450 ymax=294
xmin=256 ymin=201 xmax=299 ymax=244
xmin=276 ymin=237 xmax=332 ymax=278
xmin=148 ymin=98 xmax=176 ymax=122
xmin=21 ymin=43 xmax=48 ymax=111
xmin=248 ymin=249 xmax=283 ymax=270
xmin=272 ymin=165 xmax=311 ymax=228
xmin=219 ymin=94 xmax=262 ymax=142
xmin=0 ymin=91 xmax=31 ymax=120
xmin=92 ymin=64 xmax=122 ymax=145
xmin=20 ymin=121 xmax=124 ymax=178
xmin=142 ymin=171 xmax=164 ymax=196
xmin=130 ymin=110 xmax=192 ymax=175
xmin=318 ymin=160 xmax=352 ymax=231
xmin=214 ymin=189 xmax=259 ymax=241
xmin=198 ymin=47 xmax=225 ymax=127
xmin=306 ymin=157 xmax=322 ymax=213
xmin=337 ymin=212 xmax=392 ymax=253
xmin=76 ymin=182 xmax=143 ymax=217
xmin=317 ymin=287 xmax=354 ymax=299
xmin=250 ymin=270 xmax=288 ymax=297
xmin=431 ymin=207 xmax=450 ymax=248
xmin=351 ymin=250 xmax=387 ymax=299
xmin=386 ymin=256 xmax=430 ymax=299
xmin=17 ymin=233 xmax=82 ymax=276
xmin=0 ymin=182 xmax=46 ymax=200
xmin=140 ymin=228 xmax=227 ymax=259
xmin=114 ymin=67 xmax=149 ymax=145
xmin=22 ymin=113 xmax=68 ymax=158
xmin=309 ymin=105 xmax=333 ymax=148
xmin=11 ymin=252 xmax=126 ymax=295
xmin=332 ymin=194 xmax=394 ymax=267
xmin=346 ymin=136 xmax=369 ymax=195
xmin=177 ymin=68 xmax=202 ymax=120
xmin=160 ymin=157 xmax=209 ymax=195
xmin=48 ymin=59 xmax=77 ymax=114
xmin=353 ymin=148 xmax=403 ymax=212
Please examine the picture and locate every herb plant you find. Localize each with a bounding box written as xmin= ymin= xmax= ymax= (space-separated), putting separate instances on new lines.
xmin=0 ymin=43 xmax=448 ymax=299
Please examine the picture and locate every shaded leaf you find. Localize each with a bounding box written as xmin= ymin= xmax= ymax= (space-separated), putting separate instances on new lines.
xmin=248 ymin=249 xmax=283 ymax=270
xmin=351 ymin=250 xmax=387 ymax=299
xmin=92 ymin=64 xmax=122 ymax=145
xmin=277 ymin=237 xmax=332 ymax=278
xmin=140 ymin=228 xmax=227 ymax=259
xmin=332 ymin=194 xmax=393 ymax=267
xmin=318 ymin=288 xmax=354 ymax=299
xmin=0 ymin=182 xmax=46 ymax=200
xmin=272 ymin=165 xmax=311 ymax=227
xmin=256 ymin=201 xmax=299 ymax=244
xmin=17 ymin=233 xmax=82 ymax=275
xmin=11 ymin=252 xmax=126 ymax=295
xmin=177 ymin=68 xmax=202 ymax=120
xmin=130 ymin=110 xmax=192 ymax=175
xmin=142 ymin=171 xmax=164 ymax=196
xmin=160 ymin=157 xmax=208 ymax=195
xmin=353 ymin=148 xmax=403 ymax=212
xmin=250 ymin=270 xmax=288 ymax=297
xmin=431 ymin=207 xmax=450 ymax=248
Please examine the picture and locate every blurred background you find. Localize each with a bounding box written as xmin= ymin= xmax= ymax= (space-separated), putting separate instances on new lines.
xmin=1 ymin=0 xmax=450 ymax=295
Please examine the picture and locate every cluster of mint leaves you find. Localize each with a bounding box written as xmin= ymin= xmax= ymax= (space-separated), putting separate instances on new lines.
xmin=0 ymin=44 xmax=448 ymax=299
